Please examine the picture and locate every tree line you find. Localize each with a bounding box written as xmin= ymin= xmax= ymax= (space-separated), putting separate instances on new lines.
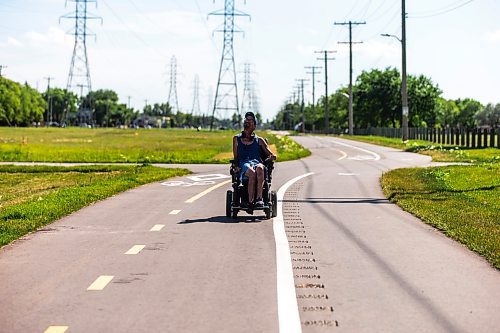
xmin=272 ymin=67 xmax=500 ymax=131
xmin=0 ymin=77 xmax=227 ymax=128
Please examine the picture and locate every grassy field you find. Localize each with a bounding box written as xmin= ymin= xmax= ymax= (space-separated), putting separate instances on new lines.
xmin=338 ymin=134 xmax=500 ymax=269
xmin=0 ymin=127 xmax=310 ymax=163
xmin=0 ymin=164 xmax=190 ymax=247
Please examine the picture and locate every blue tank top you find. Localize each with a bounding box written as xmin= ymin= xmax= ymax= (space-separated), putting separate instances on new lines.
xmin=237 ymin=133 xmax=261 ymax=164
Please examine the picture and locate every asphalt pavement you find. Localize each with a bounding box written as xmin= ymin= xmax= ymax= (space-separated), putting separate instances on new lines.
xmin=0 ymin=136 xmax=498 ymax=333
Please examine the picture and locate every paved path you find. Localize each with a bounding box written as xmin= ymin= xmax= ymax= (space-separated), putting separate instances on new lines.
xmin=0 ymin=136 xmax=498 ymax=333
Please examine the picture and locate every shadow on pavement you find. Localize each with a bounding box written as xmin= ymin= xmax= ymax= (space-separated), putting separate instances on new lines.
xmin=282 ymin=197 xmax=391 ymax=204
xmin=178 ymin=215 xmax=267 ymax=224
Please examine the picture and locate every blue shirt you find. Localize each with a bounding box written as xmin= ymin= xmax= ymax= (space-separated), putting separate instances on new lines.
xmin=236 ymin=133 xmax=262 ymax=166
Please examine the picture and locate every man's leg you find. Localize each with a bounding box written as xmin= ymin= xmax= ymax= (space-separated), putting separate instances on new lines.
xmin=246 ymin=168 xmax=256 ymax=204
xmin=255 ymin=164 xmax=265 ymax=203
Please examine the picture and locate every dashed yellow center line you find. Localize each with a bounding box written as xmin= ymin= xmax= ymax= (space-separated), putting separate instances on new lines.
xmin=169 ymin=209 xmax=181 ymax=215
xmin=44 ymin=326 xmax=68 ymax=333
xmin=185 ymin=180 xmax=231 ymax=203
xmin=87 ymin=275 xmax=114 ymax=291
xmin=150 ymin=224 xmax=165 ymax=231
xmin=125 ymin=245 xmax=145 ymax=255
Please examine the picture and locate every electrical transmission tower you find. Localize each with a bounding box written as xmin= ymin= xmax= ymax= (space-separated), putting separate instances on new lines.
xmin=61 ymin=0 xmax=102 ymax=124
xmin=240 ymin=62 xmax=259 ymax=117
xmin=191 ymin=74 xmax=201 ymax=116
xmin=209 ymin=0 xmax=250 ymax=130
xmin=167 ymin=56 xmax=180 ymax=113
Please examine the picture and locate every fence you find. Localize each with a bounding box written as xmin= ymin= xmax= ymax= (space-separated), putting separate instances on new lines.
xmin=350 ymin=127 xmax=500 ymax=149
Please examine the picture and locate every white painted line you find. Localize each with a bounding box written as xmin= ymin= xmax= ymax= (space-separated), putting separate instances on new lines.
xmin=150 ymin=224 xmax=165 ymax=231
xmin=169 ymin=209 xmax=181 ymax=215
xmin=331 ymin=139 xmax=381 ymax=160
xmin=274 ymin=172 xmax=314 ymax=333
xmin=125 ymin=245 xmax=145 ymax=255
xmin=87 ymin=275 xmax=114 ymax=291
xmin=185 ymin=179 xmax=231 ymax=203
xmin=44 ymin=326 xmax=68 ymax=333
xmin=338 ymin=172 xmax=359 ymax=176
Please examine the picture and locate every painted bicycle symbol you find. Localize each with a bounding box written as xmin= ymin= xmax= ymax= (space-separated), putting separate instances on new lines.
xmin=161 ymin=173 xmax=230 ymax=187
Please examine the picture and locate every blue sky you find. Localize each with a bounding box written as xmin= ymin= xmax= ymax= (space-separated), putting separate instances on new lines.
xmin=0 ymin=0 xmax=499 ymax=122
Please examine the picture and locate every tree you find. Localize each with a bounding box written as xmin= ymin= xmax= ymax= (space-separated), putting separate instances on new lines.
xmin=0 ymin=78 xmax=22 ymax=126
xmin=475 ymin=103 xmax=500 ymax=127
xmin=353 ymin=67 xmax=401 ymax=128
xmin=406 ymin=74 xmax=442 ymax=127
xmin=0 ymin=77 xmax=46 ymax=126
xmin=42 ymin=88 xmax=78 ymax=124
xmin=435 ymin=98 xmax=458 ymax=128
xmin=455 ymin=98 xmax=482 ymax=128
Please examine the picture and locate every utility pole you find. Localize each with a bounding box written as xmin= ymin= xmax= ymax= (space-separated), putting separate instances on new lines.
xmin=127 ymin=96 xmax=132 ymax=109
xmin=315 ymin=50 xmax=336 ymax=133
xmin=305 ymin=65 xmax=322 ymax=132
xmin=381 ymin=1 xmax=408 ymax=142
xmin=401 ymin=0 xmax=409 ymax=141
xmin=209 ymin=0 xmax=250 ymax=130
xmin=335 ymin=20 xmax=366 ymax=135
xmin=44 ymin=77 xmax=55 ymax=125
xmin=296 ymin=79 xmax=308 ymax=133
xmin=0 ymin=65 xmax=6 ymax=77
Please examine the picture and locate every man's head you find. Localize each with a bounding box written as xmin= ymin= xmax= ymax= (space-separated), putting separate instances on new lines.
xmin=243 ymin=111 xmax=257 ymax=130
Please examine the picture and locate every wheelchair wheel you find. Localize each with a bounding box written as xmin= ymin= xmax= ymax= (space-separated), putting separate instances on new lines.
xmin=271 ymin=190 xmax=278 ymax=217
xmin=226 ymin=190 xmax=232 ymax=217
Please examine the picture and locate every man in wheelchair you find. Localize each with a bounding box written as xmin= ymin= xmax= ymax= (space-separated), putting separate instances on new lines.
xmin=227 ymin=111 xmax=277 ymax=218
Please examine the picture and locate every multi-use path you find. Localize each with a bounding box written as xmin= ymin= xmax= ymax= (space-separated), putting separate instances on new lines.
xmin=0 ymin=136 xmax=498 ymax=333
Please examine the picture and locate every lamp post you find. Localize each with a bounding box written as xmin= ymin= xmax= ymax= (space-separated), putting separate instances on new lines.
xmin=381 ymin=0 xmax=408 ymax=142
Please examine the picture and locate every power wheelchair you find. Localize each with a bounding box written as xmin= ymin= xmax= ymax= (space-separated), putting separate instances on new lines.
xmin=225 ymin=146 xmax=278 ymax=219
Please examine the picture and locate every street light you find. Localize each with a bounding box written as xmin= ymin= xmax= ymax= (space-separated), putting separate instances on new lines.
xmin=381 ymin=0 xmax=409 ymax=142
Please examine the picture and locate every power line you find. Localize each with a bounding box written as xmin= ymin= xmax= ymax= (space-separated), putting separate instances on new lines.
xmin=410 ymin=0 xmax=474 ymax=18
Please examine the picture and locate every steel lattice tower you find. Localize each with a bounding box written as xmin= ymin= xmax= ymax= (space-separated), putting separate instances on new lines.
xmin=191 ymin=75 xmax=201 ymax=116
xmin=61 ymin=0 xmax=101 ymax=99
xmin=241 ymin=62 xmax=258 ymax=116
xmin=209 ymin=0 xmax=249 ymax=130
xmin=167 ymin=56 xmax=180 ymax=113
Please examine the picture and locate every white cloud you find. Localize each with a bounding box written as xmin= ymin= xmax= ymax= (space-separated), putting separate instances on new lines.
xmin=0 ymin=37 xmax=24 ymax=47
xmin=484 ymin=29 xmax=500 ymax=42
xmin=106 ymin=10 xmax=208 ymax=40
xmin=24 ymin=26 xmax=70 ymax=46
xmin=296 ymin=44 xmax=318 ymax=57
xmin=358 ymin=40 xmax=400 ymax=60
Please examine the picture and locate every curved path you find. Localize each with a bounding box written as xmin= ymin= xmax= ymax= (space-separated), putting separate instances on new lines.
xmin=0 ymin=136 xmax=498 ymax=333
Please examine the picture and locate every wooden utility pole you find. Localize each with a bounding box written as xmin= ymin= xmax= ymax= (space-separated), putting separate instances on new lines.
xmin=335 ymin=20 xmax=366 ymax=135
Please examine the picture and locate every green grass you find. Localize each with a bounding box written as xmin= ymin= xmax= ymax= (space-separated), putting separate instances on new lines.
xmin=0 ymin=164 xmax=190 ymax=247
xmin=381 ymin=163 xmax=500 ymax=269
xmin=339 ymin=135 xmax=499 ymax=164
xmin=0 ymin=127 xmax=310 ymax=163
